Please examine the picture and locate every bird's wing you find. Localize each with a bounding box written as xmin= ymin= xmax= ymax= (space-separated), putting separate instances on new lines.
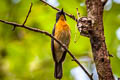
xmin=51 ymin=24 xmax=56 ymax=61
xmin=59 ymin=51 xmax=67 ymax=63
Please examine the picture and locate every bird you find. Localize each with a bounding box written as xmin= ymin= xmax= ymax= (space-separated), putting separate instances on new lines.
xmin=51 ymin=8 xmax=71 ymax=79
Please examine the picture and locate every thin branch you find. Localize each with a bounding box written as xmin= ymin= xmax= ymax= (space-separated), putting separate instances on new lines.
xmin=12 ymin=25 xmax=16 ymax=31
xmin=76 ymin=8 xmax=80 ymax=20
xmin=23 ymin=3 xmax=33 ymax=25
xmin=11 ymin=3 xmax=32 ymax=31
xmin=0 ymin=19 xmax=93 ymax=80
xmin=40 ymin=0 xmax=77 ymax=21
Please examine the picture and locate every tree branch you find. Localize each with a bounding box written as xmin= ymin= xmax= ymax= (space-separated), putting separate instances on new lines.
xmin=23 ymin=3 xmax=33 ymax=25
xmin=40 ymin=0 xmax=77 ymax=21
xmin=0 ymin=19 xmax=93 ymax=80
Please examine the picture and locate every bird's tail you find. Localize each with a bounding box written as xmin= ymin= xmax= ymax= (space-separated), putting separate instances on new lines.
xmin=54 ymin=62 xmax=62 ymax=79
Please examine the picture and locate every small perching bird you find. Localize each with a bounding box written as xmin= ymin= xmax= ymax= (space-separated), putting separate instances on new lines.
xmin=51 ymin=8 xmax=71 ymax=79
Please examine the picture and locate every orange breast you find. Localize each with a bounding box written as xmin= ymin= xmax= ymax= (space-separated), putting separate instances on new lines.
xmin=55 ymin=20 xmax=70 ymax=43
xmin=54 ymin=19 xmax=71 ymax=62
xmin=55 ymin=20 xmax=70 ymax=32
xmin=54 ymin=19 xmax=71 ymax=48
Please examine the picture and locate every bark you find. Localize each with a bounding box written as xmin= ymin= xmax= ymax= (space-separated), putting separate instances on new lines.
xmin=85 ymin=0 xmax=115 ymax=80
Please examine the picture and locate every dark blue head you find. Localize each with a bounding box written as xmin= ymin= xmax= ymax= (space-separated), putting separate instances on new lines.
xmin=56 ymin=8 xmax=66 ymax=22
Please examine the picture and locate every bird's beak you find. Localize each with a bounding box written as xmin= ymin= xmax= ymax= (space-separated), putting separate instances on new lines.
xmin=60 ymin=8 xmax=64 ymax=15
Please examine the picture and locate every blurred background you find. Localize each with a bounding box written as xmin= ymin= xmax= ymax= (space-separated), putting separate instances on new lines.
xmin=0 ymin=0 xmax=120 ymax=80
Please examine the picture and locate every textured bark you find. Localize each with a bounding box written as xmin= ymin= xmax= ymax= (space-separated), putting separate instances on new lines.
xmin=85 ymin=0 xmax=115 ymax=80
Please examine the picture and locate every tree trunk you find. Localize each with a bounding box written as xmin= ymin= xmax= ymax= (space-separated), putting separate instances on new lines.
xmin=85 ymin=0 xmax=115 ymax=80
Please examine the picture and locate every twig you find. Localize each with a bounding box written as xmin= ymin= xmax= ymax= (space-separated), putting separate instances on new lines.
xmin=0 ymin=19 xmax=93 ymax=80
xmin=11 ymin=3 xmax=32 ymax=31
xmin=76 ymin=8 xmax=82 ymax=32
xmin=76 ymin=8 xmax=80 ymax=20
xmin=40 ymin=0 xmax=77 ymax=21
xmin=23 ymin=3 xmax=33 ymax=25
xmin=108 ymin=51 xmax=113 ymax=57
xmin=12 ymin=25 xmax=16 ymax=31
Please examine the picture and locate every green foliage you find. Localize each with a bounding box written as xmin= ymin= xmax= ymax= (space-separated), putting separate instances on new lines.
xmin=0 ymin=0 xmax=120 ymax=80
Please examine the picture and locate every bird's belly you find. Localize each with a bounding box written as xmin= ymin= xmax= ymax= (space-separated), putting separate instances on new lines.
xmin=58 ymin=31 xmax=70 ymax=45
xmin=54 ymin=30 xmax=70 ymax=62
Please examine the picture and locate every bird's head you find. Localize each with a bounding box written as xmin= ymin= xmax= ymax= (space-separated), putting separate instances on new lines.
xmin=56 ymin=8 xmax=66 ymax=22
